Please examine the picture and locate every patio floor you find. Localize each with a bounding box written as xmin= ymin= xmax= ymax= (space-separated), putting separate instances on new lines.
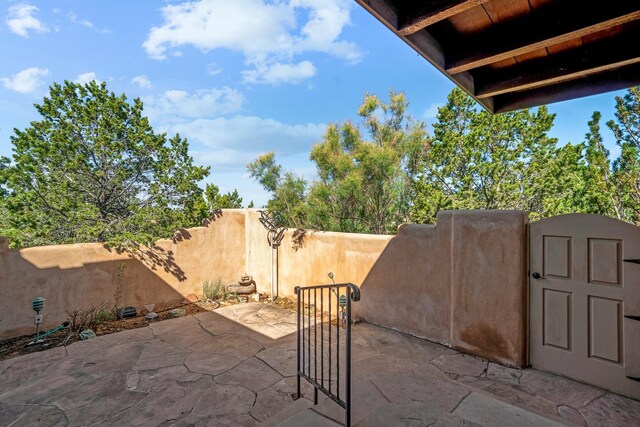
xmin=0 ymin=303 xmax=638 ymax=426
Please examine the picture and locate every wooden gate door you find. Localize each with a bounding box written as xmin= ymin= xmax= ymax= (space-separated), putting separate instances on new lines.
xmin=530 ymin=214 xmax=640 ymax=400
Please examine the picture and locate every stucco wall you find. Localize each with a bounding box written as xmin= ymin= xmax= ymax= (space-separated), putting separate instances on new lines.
xmin=246 ymin=209 xmax=528 ymax=366
xmin=1 ymin=208 xmax=529 ymax=367
xmin=449 ymin=211 xmax=529 ymax=366
xmin=0 ymin=210 xmax=247 ymax=339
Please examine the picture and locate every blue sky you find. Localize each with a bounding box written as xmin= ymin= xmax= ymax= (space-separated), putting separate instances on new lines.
xmin=0 ymin=0 xmax=627 ymax=207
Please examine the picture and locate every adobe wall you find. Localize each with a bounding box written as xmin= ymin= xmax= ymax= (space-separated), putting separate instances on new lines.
xmin=1 ymin=208 xmax=528 ymax=367
xmin=0 ymin=210 xmax=246 ymax=339
xmin=449 ymin=210 xmax=529 ymax=366
xmin=246 ymin=209 xmax=528 ymax=366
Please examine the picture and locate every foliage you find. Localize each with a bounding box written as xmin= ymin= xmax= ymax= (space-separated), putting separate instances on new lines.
xmin=411 ymin=88 xmax=585 ymax=223
xmin=247 ymin=152 xmax=308 ymax=229
xmin=307 ymin=90 xmax=427 ymax=233
xmin=247 ymin=87 xmax=640 ymax=230
xmin=1 ymin=80 xmax=210 ymax=248
xmin=576 ymin=112 xmax=619 ymax=218
xmin=248 ymin=90 xmax=428 ymax=233
xmin=203 ymin=277 xmax=226 ymax=301
xmin=65 ymin=302 xmax=112 ymax=332
xmin=186 ymin=183 xmax=244 ymax=223
xmin=608 ymin=87 xmax=640 ymax=225
xmin=205 ymin=184 xmax=243 ymax=209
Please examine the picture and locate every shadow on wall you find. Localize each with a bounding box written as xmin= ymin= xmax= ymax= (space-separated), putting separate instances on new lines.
xmin=354 ymin=210 xmax=529 ymax=367
xmin=0 ymin=209 xmax=248 ymax=339
xmin=103 ymin=242 xmax=188 ymax=283
xmin=0 ymin=247 xmax=185 ymax=339
xmin=355 ymin=218 xmax=453 ymax=347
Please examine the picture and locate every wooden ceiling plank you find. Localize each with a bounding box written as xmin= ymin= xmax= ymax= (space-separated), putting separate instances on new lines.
xmin=477 ymin=31 xmax=640 ymax=98
xmin=398 ymin=0 xmax=489 ymax=35
xmin=355 ymin=0 xmax=398 ymax=28
xmin=446 ymin=2 xmax=640 ymax=74
xmin=493 ymin=63 xmax=640 ymax=113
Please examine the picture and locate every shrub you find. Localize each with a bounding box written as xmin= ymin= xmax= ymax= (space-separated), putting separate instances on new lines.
xmin=203 ymin=278 xmax=225 ymax=301
xmin=66 ymin=302 xmax=111 ymax=332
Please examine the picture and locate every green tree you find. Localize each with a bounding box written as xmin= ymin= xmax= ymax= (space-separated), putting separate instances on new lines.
xmin=204 ymin=184 xmax=243 ymax=209
xmin=411 ymin=88 xmax=584 ymax=223
xmin=608 ymin=87 xmax=640 ymax=224
xmin=248 ymin=91 xmax=428 ymax=234
xmin=2 ymin=80 xmax=209 ymax=247
xmin=307 ymin=91 xmax=427 ymax=234
xmin=579 ymin=112 xmax=620 ymax=218
xmin=247 ymin=152 xmax=308 ymax=228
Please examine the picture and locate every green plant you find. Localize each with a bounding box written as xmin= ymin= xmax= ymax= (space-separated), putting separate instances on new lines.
xmin=95 ymin=308 xmax=113 ymax=324
xmin=202 ymin=277 xmax=225 ymax=301
xmin=65 ymin=302 xmax=111 ymax=332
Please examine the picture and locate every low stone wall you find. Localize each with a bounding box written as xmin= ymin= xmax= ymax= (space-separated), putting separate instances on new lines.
xmin=0 ymin=209 xmax=529 ymax=367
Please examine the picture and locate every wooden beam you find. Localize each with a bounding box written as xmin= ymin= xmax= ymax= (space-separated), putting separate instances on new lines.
xmin=476 ymin=31 xmax=640 ymax=98
xmin=354 ymin=0 xmax=398 ymax=29
xmin=492 ymin=63 xmax=640 ymax=113
xmin=447 ymin=1 xmax=640 ymax=74
xmin=397 ymin=0 xmax=489 ymax=36
xmin=354 ymin=0 xmax=494 ymax=112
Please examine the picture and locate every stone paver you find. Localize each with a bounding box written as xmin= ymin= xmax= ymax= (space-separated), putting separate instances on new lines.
xmin=453 ymin=392 xmax=566 ymax=426
xmin=0 ymin=302 xmax=639 ymax=426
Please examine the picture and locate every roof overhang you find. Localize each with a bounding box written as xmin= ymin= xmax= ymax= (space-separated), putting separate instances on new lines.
xmin=356 ymin=0 xmax=640 ymax=113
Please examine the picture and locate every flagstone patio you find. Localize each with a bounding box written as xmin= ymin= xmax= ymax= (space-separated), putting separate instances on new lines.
xmin=0 ymin=303 xmax=638 ymax=426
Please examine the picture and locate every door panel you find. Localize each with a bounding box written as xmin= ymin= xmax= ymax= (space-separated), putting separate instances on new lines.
xmin=543 ymin=289 xmax=571 ymax=350
xmin=587 ymin=296 xmax=622 ymax=364
xmin=530 ymin=214 xmax=640 ymax=400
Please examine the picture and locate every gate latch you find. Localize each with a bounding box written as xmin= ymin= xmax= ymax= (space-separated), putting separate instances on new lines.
xmin=623 ymin=259 xmax=640 ymax=264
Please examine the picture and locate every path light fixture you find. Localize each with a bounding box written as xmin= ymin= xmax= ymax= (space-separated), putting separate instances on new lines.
xmin=258 ymin=210 xmax=286 ymax=303
xmin=32 ymin=296 xmax=45 ymax=343
xmin=339 ymin=294 xmax=348 ymax=327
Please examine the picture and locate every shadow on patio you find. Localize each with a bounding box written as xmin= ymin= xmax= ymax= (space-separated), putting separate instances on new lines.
xmin=0 ymin=303 xmax=638 ymax=426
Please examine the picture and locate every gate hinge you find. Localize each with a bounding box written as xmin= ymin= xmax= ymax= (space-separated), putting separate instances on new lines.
xmin=624 ymin=315 xmax=640 ymax=321
xmin=623 ymin=259 xmax=640 ymax=264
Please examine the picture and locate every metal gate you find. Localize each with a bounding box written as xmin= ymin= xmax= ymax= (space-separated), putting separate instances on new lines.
xmin=529 ymin=214 xmax=640 ymax=400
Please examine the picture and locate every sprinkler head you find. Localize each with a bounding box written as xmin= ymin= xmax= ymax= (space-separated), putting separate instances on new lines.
xmin=32 ymin=296 xmax=45 ymax=313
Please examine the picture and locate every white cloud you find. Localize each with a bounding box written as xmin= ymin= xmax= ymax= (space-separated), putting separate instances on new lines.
xmin=206 ymin=63 xmax=222 ymax=76
xmin=242 ymin=61 xmax=316 ymax=85
xmin=143 ymin=87 xmax=244 ymax=123
xmin=143 ymin=0 xmax=360 ymax=85
xmin=6 ymin=4 xmax=49 ymax=37
xmin=423 ymin=103 xmax=444 ymax=120
xmin=67 ymin=12 xmax=93 ymax=28
xmin=1 ymin=67 xmax=49 ymax=93
xmin=169 ymin=115 xmax=325 ymax=166
xmin=131 ymin=75 xmax=152 ymax=89
xmin=75 ymin=72 xmax=98 ymax=84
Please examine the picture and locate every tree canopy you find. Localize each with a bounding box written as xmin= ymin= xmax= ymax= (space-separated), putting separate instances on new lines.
xmin=411 ymin=88 xmax=585 ymax=223
xmin=248 ymin=91 xmax=428 ymax=234
xmin=1 ymin=80 xmax=210 ymax=247
xmin=248 ymin=87 xmax=640 ymax=233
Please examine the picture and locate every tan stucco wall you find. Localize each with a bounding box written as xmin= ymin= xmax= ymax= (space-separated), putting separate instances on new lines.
xmin=0 ymin=210 xmax=247 ymax=339
xmin=449 ymin=210 xmax=529 ymax=367
xmin=0 ymin=208 xmax=529 ymax=367
xmin=245 ymin=209 xmax=528 ymax=366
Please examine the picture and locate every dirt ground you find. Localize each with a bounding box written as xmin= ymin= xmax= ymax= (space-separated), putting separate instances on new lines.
xmin=0 ymin=295 xmax=296 ymax=362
